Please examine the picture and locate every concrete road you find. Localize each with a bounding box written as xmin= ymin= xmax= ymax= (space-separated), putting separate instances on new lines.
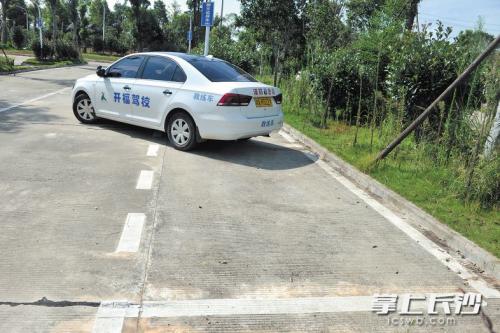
xmin=0 ymin=64 xmax=498 ymax=332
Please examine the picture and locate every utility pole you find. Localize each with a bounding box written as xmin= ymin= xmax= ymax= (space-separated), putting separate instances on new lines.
xmin=202 ymin=0 xmax=214 ymax=57
xmin=102 ymin=3 xmax=105 ymax=41
xmin=204 ymin=25 xmax=210 ymax=56
xmin=374 ymin=34 xmax=500 ymax=162
xmin=220 ymin=0 xmax=224 ymax=27
xmin=188 ymin=14 xmax=192 ymax=53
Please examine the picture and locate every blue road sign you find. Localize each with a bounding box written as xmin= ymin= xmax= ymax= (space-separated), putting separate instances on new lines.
xmin=201 ymin=2 xmax=214 ymax=27
xmin=187 ymin=30 xmax=193 ymax=41
xmin=35 ymin=18 xmax=43 ymax=29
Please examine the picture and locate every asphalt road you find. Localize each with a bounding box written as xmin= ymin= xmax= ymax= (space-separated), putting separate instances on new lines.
xmin=0 ymin=64 xmax=498 ymax=332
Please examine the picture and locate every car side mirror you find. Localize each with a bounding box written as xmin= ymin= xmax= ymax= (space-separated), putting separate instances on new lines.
xmin=96 ymin=66 xmax=106 ymax=77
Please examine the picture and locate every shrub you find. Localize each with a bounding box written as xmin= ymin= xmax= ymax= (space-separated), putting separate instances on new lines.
xmin=55 ymin=40 xmax=80 ymax=60
xmin=458 ymin=155 xmax=500 ymax=209
xmin=31 ymin=38 xmax=53 ymax=60
xmin=105 ymin=36 xmax=128 ymax=55
xmin=0 ymin=55 xmax=14 ymax=72
xmin=92 ymin=37 xmax=104 ymax=53
xmin=12 ymin=26 xmax=26 ymax=49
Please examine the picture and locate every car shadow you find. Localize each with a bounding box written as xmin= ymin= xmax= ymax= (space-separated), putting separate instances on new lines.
xmin=92 ymin=119 xmax=314 ymax=171
xmin=190 ymin=138 xmax=315 ymax=171
xmin=0 ymin=102 xmax=61 ymax=134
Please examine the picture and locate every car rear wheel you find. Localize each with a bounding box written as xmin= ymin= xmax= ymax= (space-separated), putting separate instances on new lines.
xmin=73 ymin=93 xmax=98 ymax=124
xmin=167 ymin=112 xmax=197 ymax=151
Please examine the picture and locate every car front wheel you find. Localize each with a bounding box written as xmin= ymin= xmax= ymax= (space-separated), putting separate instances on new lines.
xmin=167 ymin=112 xmax=197 ymax=151
xmin=73 ymin=93 xmax=98 ymax=124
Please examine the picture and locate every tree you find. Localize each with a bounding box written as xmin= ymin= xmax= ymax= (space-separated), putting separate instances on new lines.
xmin=240 ymin=0 xmax=301 ymax=85
xmin=129 ymin=0 xmax=149 ymax=51
xmin=0 ymin=0 xmax=11 ymax=44
xmin=46 ymin=0 xmax=58 ymax=51
xmin=346 ymin=0 xmax=385 ymax=32
xmin=78 ymin=1 xmax=90 ymax=51
xmin=186 ymin=0 xmax=201 ymax=47
xmin=404 ymin=0 xmax=419 ymax=31
xmin=11 ymin=24 xmax=24 ymax=48
xmin=153 ymin=0 xmax=167 ymax=28
xmin=67 ymin=0 xmax=80 ymax=49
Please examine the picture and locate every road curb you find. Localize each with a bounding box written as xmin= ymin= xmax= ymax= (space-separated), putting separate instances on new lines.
xmin=281 ymin=123 xmax=500 ymax=280
xmin=0 ymin=61 xmax=87 ymax=76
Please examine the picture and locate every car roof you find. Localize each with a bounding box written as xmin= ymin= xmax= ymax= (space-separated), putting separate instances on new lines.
xmin=136 ymin=52 xmax=223 ymax=63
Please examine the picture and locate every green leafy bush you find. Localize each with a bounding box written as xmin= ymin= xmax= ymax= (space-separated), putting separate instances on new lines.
xmin=92 ymin=37 xmax=104 ymax=53
xmin=12 ymin=26 xmax=26 ymax=49
xmin=55 ymin=40 xmax=80 ymax=60
xmin=31 ymin=38 xmax=53 ymax=60
xmin=0 ymin=55 xmax=14 ymax=72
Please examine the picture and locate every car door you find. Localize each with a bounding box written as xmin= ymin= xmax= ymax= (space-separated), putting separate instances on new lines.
xmin=128 ymin=56 xmax=186 ymax=128
xmin=93 ymin=55 xmax=145 ymax=121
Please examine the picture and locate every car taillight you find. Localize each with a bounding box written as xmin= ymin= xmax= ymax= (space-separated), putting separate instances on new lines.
xmin=217 ymin=93 xmax=252 ymax=106
xmin=273 ymin=93 xmax=283 ymax=104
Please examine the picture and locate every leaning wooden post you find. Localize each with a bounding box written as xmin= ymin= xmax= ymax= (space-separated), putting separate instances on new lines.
xmin=374 ymin=34 xmax=500 ymax=162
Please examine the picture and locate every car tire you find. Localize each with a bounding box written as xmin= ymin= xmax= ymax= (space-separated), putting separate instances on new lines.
xmin=167 ymin=112 xmax=198 ymax=151
xmin=73 ymin=93 xmax=98 ymax=124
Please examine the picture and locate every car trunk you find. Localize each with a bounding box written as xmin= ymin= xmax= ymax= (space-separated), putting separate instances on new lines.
xmin=235 ymin=85 xmax=279 ymax=119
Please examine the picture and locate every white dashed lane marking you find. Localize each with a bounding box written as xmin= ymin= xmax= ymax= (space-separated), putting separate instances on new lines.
xmin=136 ymin=170 xmax=154 ymax=190
xmin=0 ymin=87 xmax=70 ymax=113
xmin=115 ymin=213 xmax=146 ymax=253
xmin=147 ymin=144 xmax=160 ymax=157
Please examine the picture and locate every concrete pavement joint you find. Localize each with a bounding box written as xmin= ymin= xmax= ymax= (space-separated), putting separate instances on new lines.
xmin=0 ymin=297 xmax=99 ymax=308
xmin=134 ymin=142 xmax=168 ymax=331
xmin=279 ymin=129 xmax=500 ymax=299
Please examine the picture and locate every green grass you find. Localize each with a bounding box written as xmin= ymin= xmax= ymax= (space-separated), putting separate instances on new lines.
xmin=21 ymin=58 xmax=83 ymax=66
xmin=82 ymin=52 xmax=120 ymax=63
xmin=284 ymin=111 xmax=500 ymax=257
xmin=0 ymin=57 xmax=86 ymax=73
xmin=3 ymin=48 xmax=34 ymax=56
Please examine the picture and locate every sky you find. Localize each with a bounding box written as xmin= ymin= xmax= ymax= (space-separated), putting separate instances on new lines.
xmin=106 ymin=0 xmax=241 ymax=18
xmin=105 ymin=0 xmax=500 ymax=37
xmin=419 ymin=0 xmax=500 ymax=37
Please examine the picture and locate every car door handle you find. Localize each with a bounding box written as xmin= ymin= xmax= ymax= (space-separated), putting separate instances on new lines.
xmin=163 ymin=89 xmax=172 ymax=95
xmin=123 ymin=85 xmax=131 ymax=91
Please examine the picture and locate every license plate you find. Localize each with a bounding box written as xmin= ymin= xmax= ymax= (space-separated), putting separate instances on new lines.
xmin=261 ymin=120 xmax=274 ymax=128
xmin=255 ymin=97 xmax=272 ymax=107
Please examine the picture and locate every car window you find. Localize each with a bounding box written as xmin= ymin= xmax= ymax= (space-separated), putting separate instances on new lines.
xmin=108 ymin=56 xmax=144 ymax=78
xmin=186 ymin=59 xmax=257 ymax=82
xmin=171 ymin=66 xmax=187 ymax=83
xmin=141 ymin=57 xmax=179 ymax=81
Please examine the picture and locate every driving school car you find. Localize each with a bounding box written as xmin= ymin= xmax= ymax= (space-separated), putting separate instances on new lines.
xmin=71 ymin=52 xmax=284 ymax=151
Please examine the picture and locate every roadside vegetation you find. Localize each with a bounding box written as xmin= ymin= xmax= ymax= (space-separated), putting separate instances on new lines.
xmin=0 ymin=0 xmax=498 ymax=255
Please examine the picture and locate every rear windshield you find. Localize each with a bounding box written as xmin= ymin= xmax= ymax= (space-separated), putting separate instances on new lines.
xmin=187 ymin=59 xmax=257 ymax=82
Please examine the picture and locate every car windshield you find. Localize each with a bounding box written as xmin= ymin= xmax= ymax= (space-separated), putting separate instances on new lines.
xmin=187 ymin=58 xmax=257 ymax=82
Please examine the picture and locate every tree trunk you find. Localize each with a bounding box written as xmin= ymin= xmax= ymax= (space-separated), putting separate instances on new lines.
xmin=1 ymin=0 xmax=9 ymax=44
xmin=51 ymin=6 xmax=57 ymax=56
xmin=405 ymin=0 xmax=419 ymax=31
xmin=354 ymin=71 xmax=363 ymax=145
xmin=273 ymin=47 xmax=280 ymax=87
xmin=322 ymin=78 xmax=334 ymax=128
xmin=484 ymin=101 xmax=500 ymax=157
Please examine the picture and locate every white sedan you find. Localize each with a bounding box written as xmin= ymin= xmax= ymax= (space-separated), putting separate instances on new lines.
xmin=72 ymin=52 xmax=284 ymax=150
